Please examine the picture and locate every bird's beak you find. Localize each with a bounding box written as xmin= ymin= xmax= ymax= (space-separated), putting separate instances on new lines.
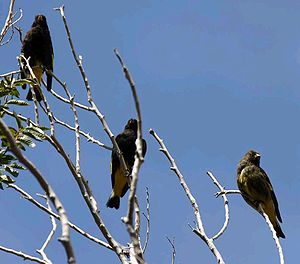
xmin=255 ymin=153 xmax=261 ymax=158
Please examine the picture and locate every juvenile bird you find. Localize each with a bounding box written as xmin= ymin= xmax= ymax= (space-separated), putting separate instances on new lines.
xmin=237 ymin=150 xmax=285 ymax=238
xmin=20 ymin=14 xmax=53 ymax=101
xmin=106 ymin=119 xmax=147 ymax=209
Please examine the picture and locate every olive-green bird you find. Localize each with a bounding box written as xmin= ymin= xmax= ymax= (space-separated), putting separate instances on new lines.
xmin=237 ymin=150 xmax=285 ymax=238
xmin=106 ymin=119 xmax=147 ymax=209
xmin=20 ymin=14 xmax=53 ymax=101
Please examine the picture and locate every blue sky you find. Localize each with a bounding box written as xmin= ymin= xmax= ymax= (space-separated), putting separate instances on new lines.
xmin=0 ymin=0 xmax=299 ymax=263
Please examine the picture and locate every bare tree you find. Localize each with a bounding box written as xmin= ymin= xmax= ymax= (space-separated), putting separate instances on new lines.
xmin=0 ymin=2 xmax=285 ymax=264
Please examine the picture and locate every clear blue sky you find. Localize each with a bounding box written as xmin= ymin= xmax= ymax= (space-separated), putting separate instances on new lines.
xmin=0 ymin=0 xmax=299 ymax=263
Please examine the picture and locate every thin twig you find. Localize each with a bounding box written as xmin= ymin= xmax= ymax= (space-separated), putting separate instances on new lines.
xmin=48 ymin=135 xmax=128 ymax=263
xmin=166 ymin=237 xmax=176 ymax=264
xmin=0 ymin=69 xmax=21 ymax=78
xmin=142 ymin=188 xmax=150 ymax=253
xmin=0 ymin=0 xmax=15 ymax=44
xmin=54 ymin=5 xmax=128 ymax=178
xmin=0 ymin=118 xmax=76 ymax=264
xmin=134 ymin=197 xmax=141 ymax=235
xmin=39 ymin=91 xmax=55 ymax=136
xmin=54 ymin=116 xmax=112 ymax=150
xmin=60 ymin=77 xmax=81 ymax=173
xmin=150 ymin=128 xmax=225 ymax=264
xmin=259 ymin=204 xmax=284 ymax=264
xmin=0 ymin=8 xmax=23 ymax=46
xmin=36 ymin=194 xmax=56 ymax=264
xmin=0 ymin=245 xmax=47 ymax=264
xmin=14 ymin=25 xmax=23 ymax=43
xmin=215 ymin=190 xmax=241 ymax=197
xmin=19 ymin=55 xmax=40 ymax=125
xmin=206 ymin=171 xmax=230 ymax=240
xmin=1 ymin=108 xmax=118 ymax=252
xmin=8 ymin=183 xmax=112 ymax=250
xmin=46 ymin=72 xmax=92 ymax=112
xmin=115 ymin=49 xmax=145 ymax=263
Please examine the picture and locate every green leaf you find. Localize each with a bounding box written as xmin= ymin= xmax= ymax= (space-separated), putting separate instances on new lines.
xmin=38 ymin=126 xmax=50 ymax=131
xmin=6 ymin=100 xmax=29 ymax=106
xmin=4 ymin=165 xmax=19 ymax=177
xmin=23 ymin=126 xmax=46 ymax=141
xmin=0 ymin=174 xmax=15 ymax=184
xmin=0 ymin=154 xmax=16 ymax=164
xmin=13 ymin=111 xmax=23 ymax=130
xmin=18 ymin=135 xmax=36 ymax=148
xmin=10 ymin=163 xmax=25 ymax=170
xmin=12 ymin=79 xmax=33 ymax=87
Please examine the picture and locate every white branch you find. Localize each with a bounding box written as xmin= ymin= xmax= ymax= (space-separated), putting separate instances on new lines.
xmin=8 ymin=183 xmax=112 ymax=250
xmin=259 ymin=204 xmax=285 ymax=264
xmin=0 ymin=118 xmax=76 ymax=264
xmin=150 ymin=128 xmax=225 ymax=264
xmin=206 ymin=171 xmax=230 ymax=240
xmin=0 ymin=245 xmax=47 ymax=264
xmin=36 ymin=194 xmax=56 ymax=264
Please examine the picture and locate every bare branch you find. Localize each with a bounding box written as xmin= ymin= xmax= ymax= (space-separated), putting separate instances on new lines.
xmin=18 ymin=55 xmax=40 ymax=125
xmin=206 ymin=171 xmax=230 ymax=240
xmin=259 ymin=204 xmax=285 ymax=264
xmin=42 ymin=72 xmax=112 ymax=150
xmin=1 ymin=108 xmax=119 ymax=253
xmin=134 ymin=197 xmax=141 ymax=235
xmin=142 ymin=188 xmax=150 ymax=253
xmin=166 ymin=237 xmax=176 ymax=264
xmin=0 ymin=118 xmax=76 ymax=264
xmin=36 ymin=194 xmax=56 ymax=264
xmin=0 ymin=245 xmax=47 ymax=264
xmin=0 ymin=69 xmax=21 ymax=78
xmin=0 ymin=0 xmax=15 ymax=44
xmin=114 ymin=49 xmax=145 ymax=263
xmin=54 ymin=5 xmax=128 ymax=178
xmin=38 ymin=92 xmax=55 ymax=136
xmin=215 ymin=190 xmax=241 ymax=197
xmin=48 ymin=135 xmax=128 ymax=263
xmin=46 ymin=72 xmax=92 ymax=111
xmin=150 ymin=128 xmax=225 ymax=264
xmin=14 ymin=25 xmax=23 ymax=43
xmin=8 ymin=184 xmax=112 ymax=250
xmin=113 ymin=47 xmax=148 ymax=263
xmin=0 ymin=8 xmax=23 ymax=46
xmin=53 ymin=115 xmax=112 ymax=150
xmin=59 ymin=76 xmax=81 ymax=173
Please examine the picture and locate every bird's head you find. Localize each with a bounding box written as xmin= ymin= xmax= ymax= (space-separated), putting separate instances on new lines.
xmin=33 ymin=15 xmax=48 ymax=27
xmin=125 ymin=119 xmax=137 ymax=131
xmin=244 ymin=149 xmax=261 ymax=166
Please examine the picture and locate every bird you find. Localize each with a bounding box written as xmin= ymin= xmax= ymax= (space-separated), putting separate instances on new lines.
xmin=106 ymin=119 xmax=147 ymax=209
xmin=20 ymin=14 xmax=53 ymax=101
xmin=237 ymin=150 xmax=285 ymax=238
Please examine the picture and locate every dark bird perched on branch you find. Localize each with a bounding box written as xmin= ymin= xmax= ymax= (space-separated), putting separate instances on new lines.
xmin=237 ymin=150 xmax=285 ymax=238
xmin=106 ymin=119 xmax=147 ymax=209
xmin=20 ymin=14 xmax=53 ymax=101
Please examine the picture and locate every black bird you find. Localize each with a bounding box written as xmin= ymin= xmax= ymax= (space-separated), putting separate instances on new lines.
xmin=237 ymin=150 xmax=285 ymax=238
xmin=20 ymin=14 xmax=53 ymax=101
xmin=106 ymin=119 xmax=147 ymax=209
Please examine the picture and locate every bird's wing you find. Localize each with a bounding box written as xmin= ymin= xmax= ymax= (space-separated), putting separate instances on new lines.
xmin=142 ymin=139 xmax=147 ymax=157
xmin=259 ymin=167 xmax=282 ymax=223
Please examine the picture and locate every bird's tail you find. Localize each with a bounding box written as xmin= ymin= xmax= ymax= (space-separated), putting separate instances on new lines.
xmin=26 ymin=66 xmax=43 ymax=101
xmin=263 ymin=203 xmax=285 ymax=239
xmin=106 ymin=194 xmax=120 ymax=209
xmin=274 ymin=222 xmax=285 ymax=239
xmin=26 ymin=86 xmax=42 ymax=101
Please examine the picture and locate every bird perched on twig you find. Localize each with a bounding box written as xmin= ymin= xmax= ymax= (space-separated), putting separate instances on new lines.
xmin=237 ymin=150 xmax=285 ymax=238
xmin=20 ymin=14 xmax=53 ymax=101
xmin=106 ymin=119 xmax=147 ymax=209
